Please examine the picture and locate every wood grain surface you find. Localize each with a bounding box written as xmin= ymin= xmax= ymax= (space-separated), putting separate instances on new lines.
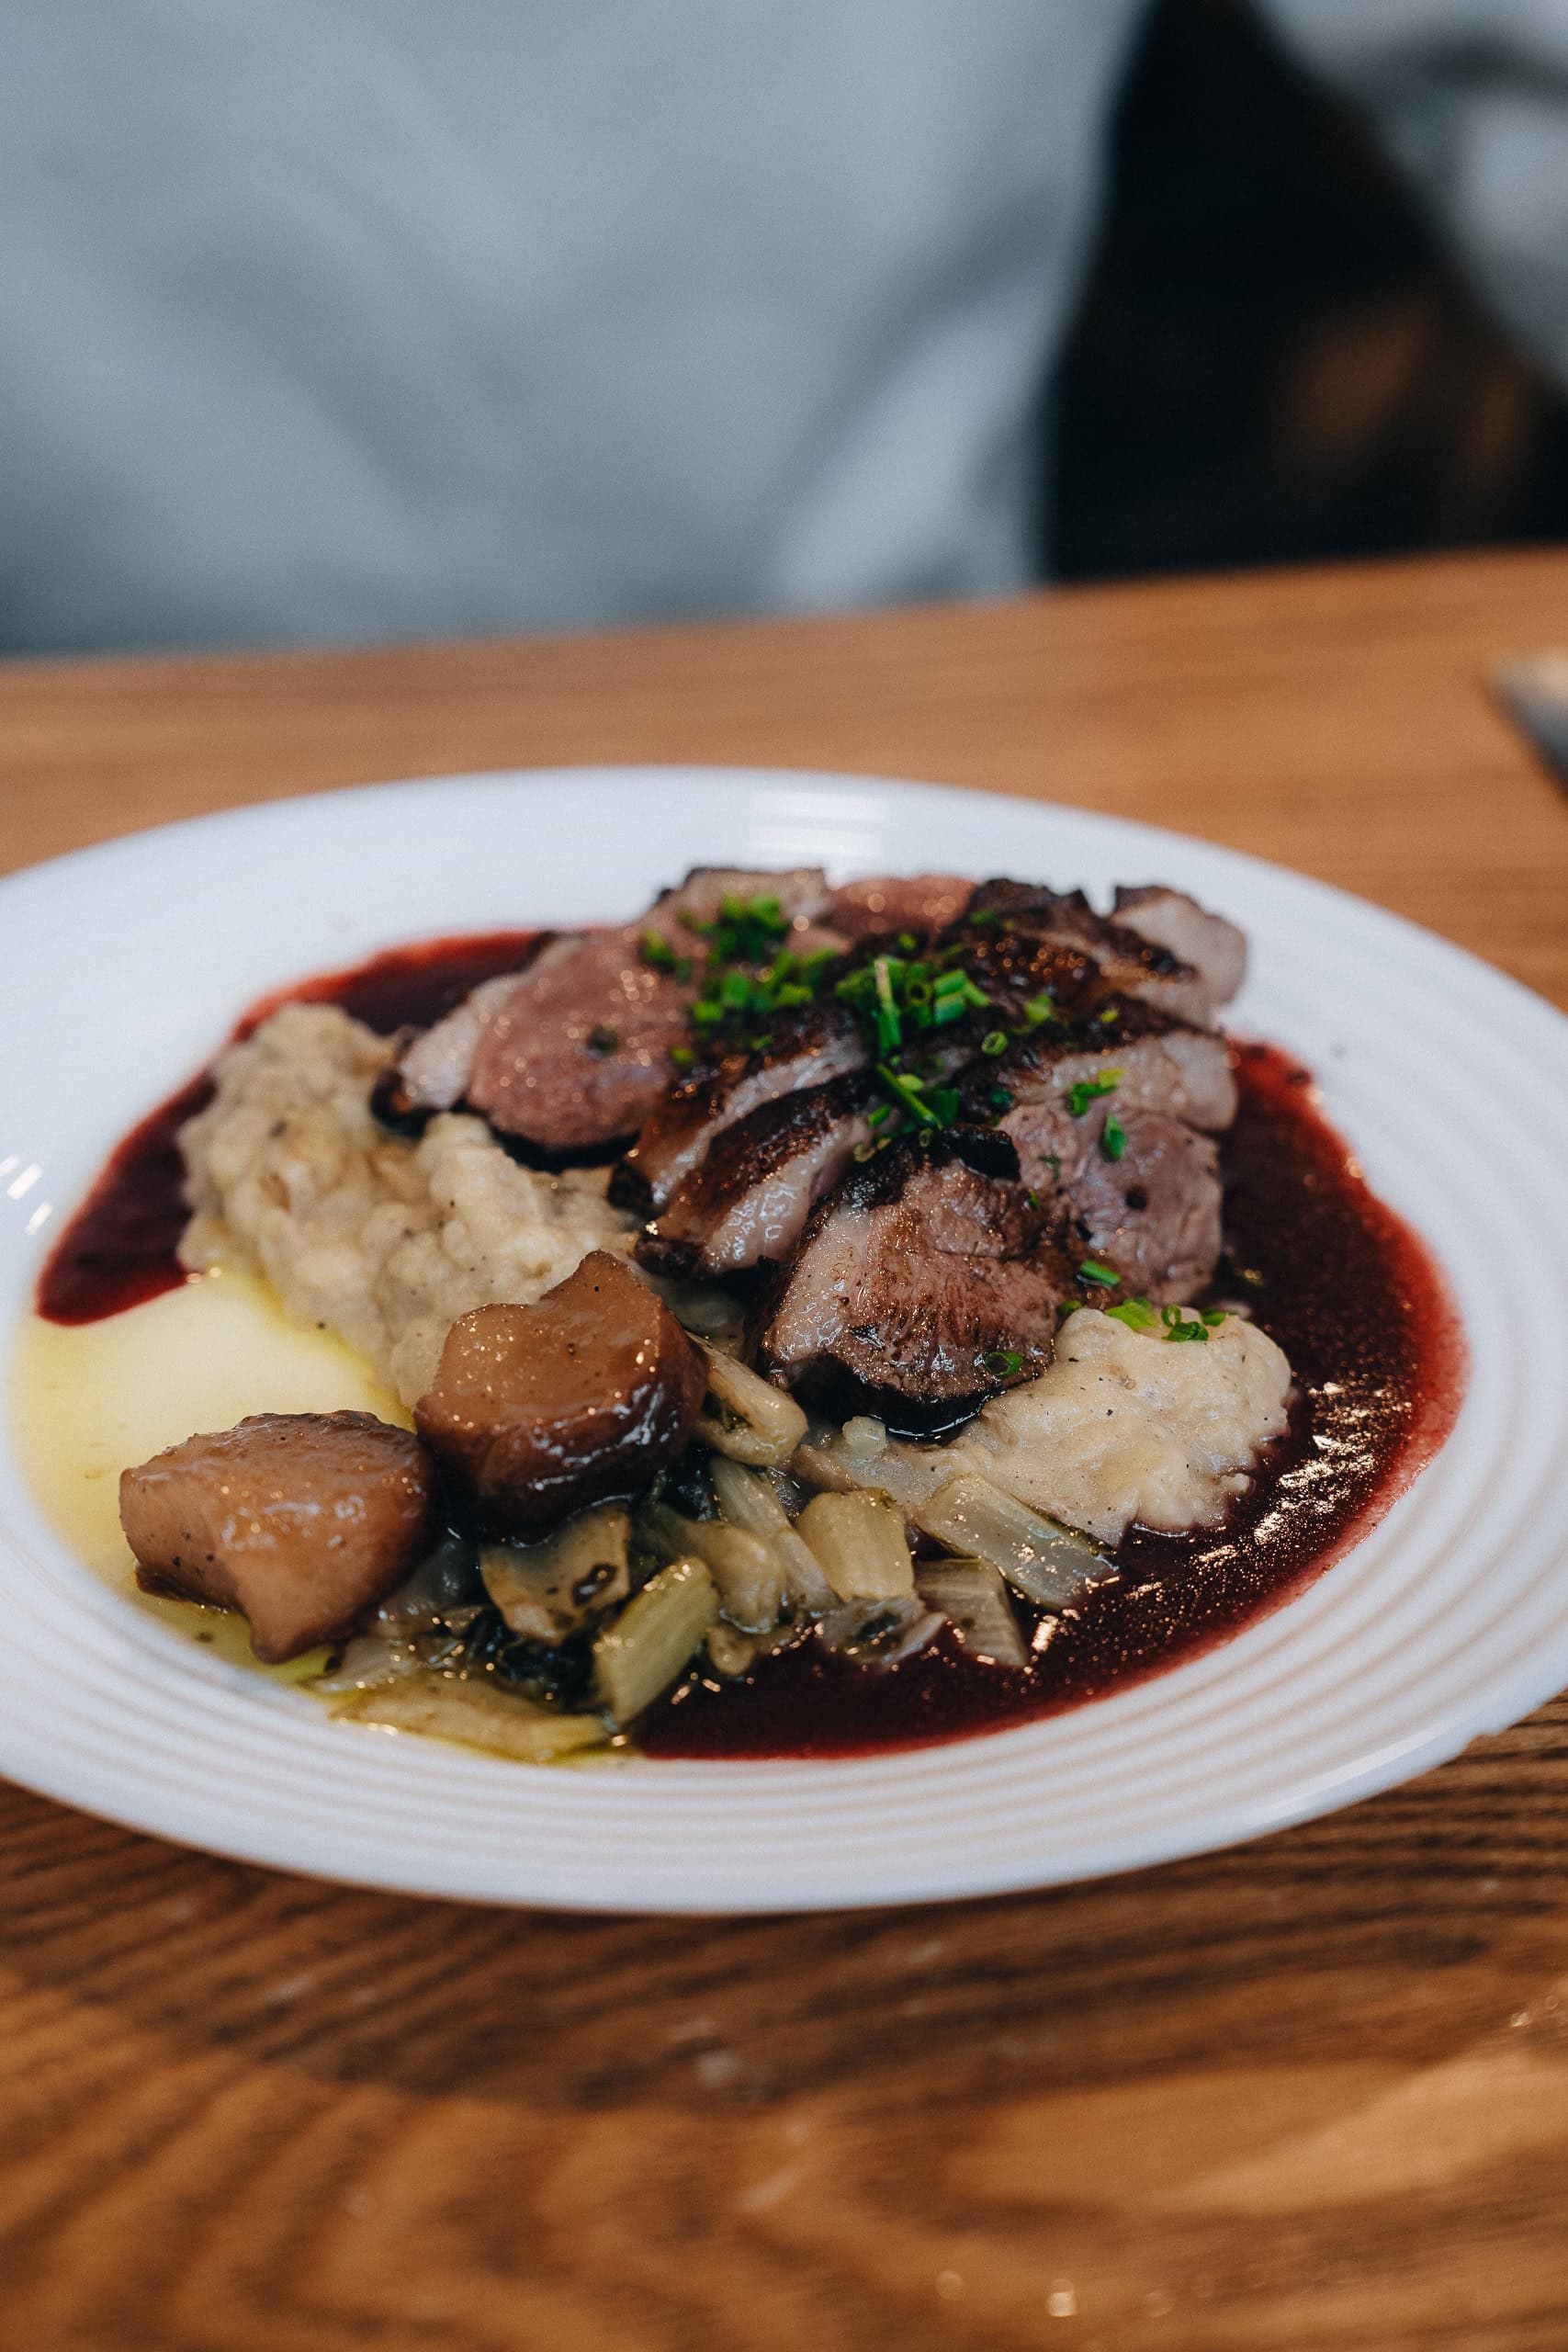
xmin=4 ymin=548 xmax=1568 ymax=2352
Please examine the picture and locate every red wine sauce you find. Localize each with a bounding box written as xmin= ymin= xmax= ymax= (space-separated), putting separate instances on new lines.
xmin=35 ymin=931 xmax=1466 ymax=1750
xmin=637 ymin=1041 xmax=1466 ymax=1757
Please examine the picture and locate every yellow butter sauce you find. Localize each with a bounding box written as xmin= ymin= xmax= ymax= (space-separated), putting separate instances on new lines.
xmin=8 ymin=1267 xmax=410 ymax=1681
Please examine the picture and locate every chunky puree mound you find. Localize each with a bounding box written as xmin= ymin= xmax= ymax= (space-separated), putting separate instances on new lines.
xmin=178 ymin=1006 xmax=636 ymax=1406
xmin=946 ymin=1307 xmax=1293 ymax=1544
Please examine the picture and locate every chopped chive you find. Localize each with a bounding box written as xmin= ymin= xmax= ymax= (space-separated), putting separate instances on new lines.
xmin=1026 ymin=1189 xmax=1040 ymax=1208
xmin=982 ymin=1348 xmax=1023 ymax=1379
xmin=877 ymin=1062 xmax=940 ymax=1126
xmin=1106 ymin=1295 xmax=1158 ymax=1331
xmin=1201 ymin=1307 xmax=1225 ymax=1326
xmin=931 ymin=995 xmax=966 ymax=1027
xmin=874 ymin=957 xmax=902 ymax=1054
xmin=867 ymin=1102 xmax=891 ymax=1127
xmin=1100 ymin=1112 xmax=1127 ymax=1161
xmin=981 ymin=1030 xmax=1009 ymax=1057
xmin=927 ymin=1086 xmax=961 ymax=1126
xmin=897 ymin=931 xmax=918 ymax=951
xmin=669 ymin=1045 xmax=695 ymax=1069
xmin=1077 ymin=1259 xmax=1120 ymax=1287
xmin=641 ymin=930 xmax=677 ymax=970
xmin=1021 ymin=993 xmax=1057 ymax=1028
xmin=988 ymin=1086 xmax=1014 ymax=1113
xmin=1066 ymin=1069 xmax=1122 ymax=1117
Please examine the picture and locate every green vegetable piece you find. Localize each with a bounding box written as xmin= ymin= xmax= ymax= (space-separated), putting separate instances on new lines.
xmin=1105 ymin=1295 xmax=1158 ymax=1331
xmin=1066 ymin=1069 xmax=1122 ymax=1118
xmin=981 ymin=1030 xmax=1009 ymax=1057
xmin=982 ymin=1348 xmax=1023 ymax=1379
xmin=1100 ymin=1112 xmax=1127 ymax=1160
xmin=1077 ymin=1259 xmax=1120 ymax=1287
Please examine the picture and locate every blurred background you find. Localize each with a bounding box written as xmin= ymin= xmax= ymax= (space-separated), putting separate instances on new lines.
xmin=7 ymin=0 xmax=1568 ymax=658
xmin=1052 ymin=0 xmax=1568 ymax=582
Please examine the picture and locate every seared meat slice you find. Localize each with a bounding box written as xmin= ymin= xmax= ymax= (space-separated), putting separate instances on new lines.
xmin=1112 ymin=886 xmax=1247 ymax=1011
xmin=384 ymin=868 xmax=835 ymax=1158
xmin=985 ymin=1008 xmax=1235 ymax=1300
xmin=383 ymin=970 xmax=532 ymax=1123
xmin=654 ymin=865 xmax=834 ymax=933
xmin=463 ymin=928 xmax=695 ymax=1156
xmin=612 ymin=1001 xmax=867 ymax=1214
xmin=964 ymin=881 xmax=1218 ymax=1024
xmin=414 ymin=1250 xmax=706 ymax=1537
xmin=119 ymin=1411 xmax=436 ymax=1663
xmin=758 ymin=1135 xmax=1072 ymax=1432
xmin=829 ymin=874 xmax=974 ymax=943
xmin=638 ymin=1071 xmax=874 ymax=1277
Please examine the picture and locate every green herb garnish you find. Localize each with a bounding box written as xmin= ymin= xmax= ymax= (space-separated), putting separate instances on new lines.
xmin=1100 ymin=1112 xmax=1127 ymax=1161
xmin=1067 ymin=1070 xmax=1122 ymax=1117
xmin=1077 ymin=1259 xmax=1120 ymax=1287
xmin=982 ymin=1348 xmax=1023 ymax=1379
xmin=1106 ymin=1295 xmax=1158 ymax=1331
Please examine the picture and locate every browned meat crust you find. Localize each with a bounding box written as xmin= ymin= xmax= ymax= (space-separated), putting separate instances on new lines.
xmin=611 ymin=1001 xmax=868 ymax=1216
xmin=119 ymin=1411 xmax=436 ymax=1663
xmin=637 ymin=1070 xmax=874 ymax=1276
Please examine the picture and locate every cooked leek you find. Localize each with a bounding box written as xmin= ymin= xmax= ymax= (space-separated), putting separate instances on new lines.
xmin=709 ymin=1458 xmax=836 ymax=1612
xmin=793 ymin=1420 xmax=951 ymax=1513
xmin=817 ymin=1596 xmax=944 ymax=1668
xmin=915 ymin=1557 xmax=1030 ymax=1669
xmin=694 ymin=1343 xmax=808 ymax=1466
xmin=797 ymin=1490 xmax=914 ymax=1601
xmin=914 ymin=1475 xmax=1107 ymax=1609
xmin=641 ymin=1500 xmax=786 ymax=1631
xmin=334 ymin=1676 xmax=607 ymax=1760
xmin=480 ymin=1504 xmax=631 ymax=1643
xmin=593 ymin=1555 xmax=718 ymax=1723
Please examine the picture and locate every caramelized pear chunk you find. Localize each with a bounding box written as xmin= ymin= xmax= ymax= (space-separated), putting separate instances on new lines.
xmin=119 ymin=1411 xmax=436 ymax=1663
xmin=414 ymin=1250 xmax=707 ymax=1537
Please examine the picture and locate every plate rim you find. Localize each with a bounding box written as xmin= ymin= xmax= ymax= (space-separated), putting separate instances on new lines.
xmin=4 ymin=762 xmax=1565 ymax=1914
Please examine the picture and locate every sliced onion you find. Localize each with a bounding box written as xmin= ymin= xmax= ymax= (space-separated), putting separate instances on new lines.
xmin=793 ymin=1421 xmax=952 ymax=1514
xmin=694 ymin=1345 xmax=808 ymax=1467
xmin=709 ymin=1459 xmax=836 ymax=1613
xmin=310 ymin=1630 xmax=423 ymax=1694
xmin=374 ymin=1530 xmax=482 ymax=1634
xmin=334 ymin=1676 xmax=607 ymax=1760
xmin=797 ymin=1490 xmax=914 ymax=1602
xmin=817 ymin=1596 xmax=945 ymax=1669
xmin=915 ymin=1558 xmax=1030 ymax=1669
xmin=641 ymin=1501 xmax=787 ymax=1632
xmin=594 ymin=1555 xmax=718 ymax=1724
xmin=914 ymin=1475 xmax=1109 ymax=1609
xmin=479 ymin=1505 xmax=631 ymax=1643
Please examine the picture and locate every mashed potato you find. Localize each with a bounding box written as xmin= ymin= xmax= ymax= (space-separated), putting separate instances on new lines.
xmin=944 ymin=1306 xmax=1293 ymax=1544
xmin=178 ymin=1005 xmax=635 ymax=1405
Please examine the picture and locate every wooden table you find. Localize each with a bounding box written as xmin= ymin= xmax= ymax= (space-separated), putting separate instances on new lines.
xmin=5 ymin=548 xmax=1568 ymax=2352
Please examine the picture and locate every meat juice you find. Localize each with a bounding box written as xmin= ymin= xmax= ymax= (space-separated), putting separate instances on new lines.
xmin=35 ymin=938 xmax=1467 ymax=1756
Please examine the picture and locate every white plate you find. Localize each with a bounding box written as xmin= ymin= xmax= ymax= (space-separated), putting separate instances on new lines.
xmin=3 ymin=768 xmax=1565 ymax=1914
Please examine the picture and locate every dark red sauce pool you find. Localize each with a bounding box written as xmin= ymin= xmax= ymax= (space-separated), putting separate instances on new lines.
xmin=37 ymin=933 xmax=1467 ymax=1756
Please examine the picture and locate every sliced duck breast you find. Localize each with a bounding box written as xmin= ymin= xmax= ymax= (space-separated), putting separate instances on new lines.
xmin=637 ymin=1071 xmax=874 ymax=1277
xmin=384 ymin=868 xmax=835 ymax=1159
xmin=829 ymin=874 xmax=975 ymax=943
xmin=758 ymin=1133 xmax=1073 ymax=1433
xmin=1112 ymin=886 xmax=1247 ymax=1011
xmin=964 ymin=881 xmax=1218 ymax=1025
xmin=985 ymin=1010 xmax=1235 ymax=1300
xmin=612 ymin=1000 xmax=868 ymax=1215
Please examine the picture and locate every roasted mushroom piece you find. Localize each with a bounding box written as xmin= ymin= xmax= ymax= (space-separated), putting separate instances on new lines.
xmin=118 ymin=1410 xmax=437 ymax=1663
xmin=414 ymin=1250 xmax=707 ymax=1537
